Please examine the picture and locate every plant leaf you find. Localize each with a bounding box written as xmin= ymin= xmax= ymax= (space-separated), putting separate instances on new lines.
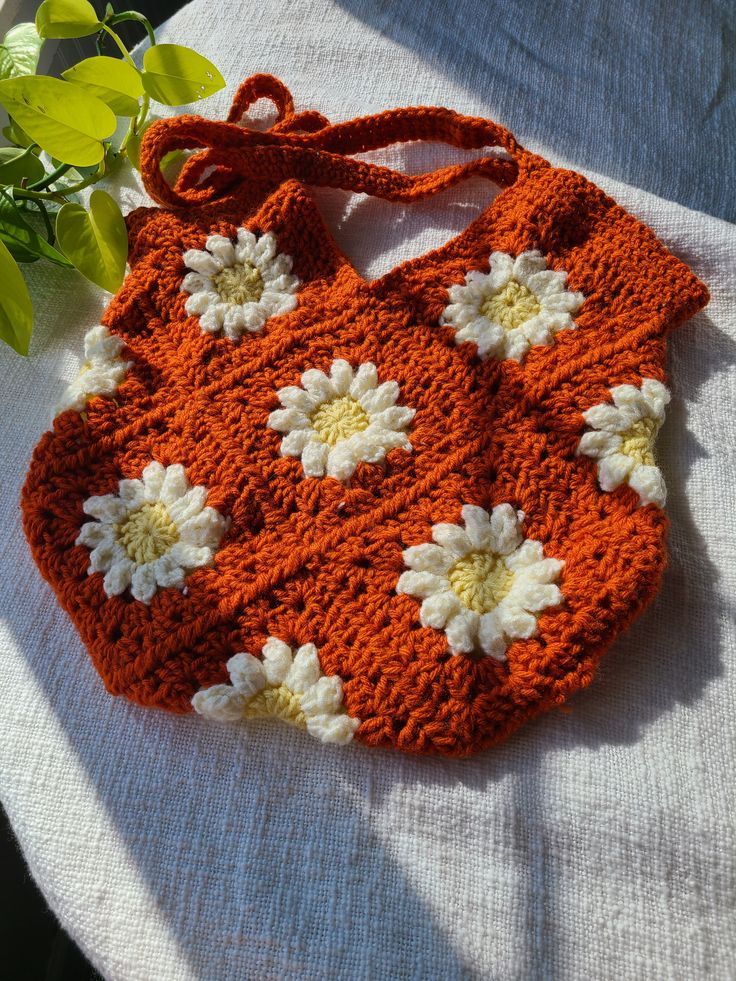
xmin=2 ymin=119 xmax=35 ymax=147
xmin=62 ymin=56 xmax=143 ymax=116
xmin=0 ymin=22 xmax=44 ymax=79
xmin=0 ymin=76 xmax=116 ymax=166
xmin=56 ymin=188 xmax=127 ymax=292
xmin=35 ymin=0 xmax=101 ymax=39
xmin=0 ymin=188 xmax=72 ymax=265
xmin=0 ymin=146 xmax=46 ymax=185
xmin=0 ymin=238 xmax=33 ymax=355
xmin=142 ymin=44 xmax=225 ymax=106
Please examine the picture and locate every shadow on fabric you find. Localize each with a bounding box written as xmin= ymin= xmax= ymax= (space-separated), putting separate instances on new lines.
xmin=333 ymin=0 xmax=735 ymax=222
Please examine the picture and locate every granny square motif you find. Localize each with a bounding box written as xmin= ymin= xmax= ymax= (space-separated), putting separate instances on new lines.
xmin=22 ymin=75 xmax=709 ymax=756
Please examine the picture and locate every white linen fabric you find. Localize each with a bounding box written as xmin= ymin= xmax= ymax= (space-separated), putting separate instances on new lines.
xmin=0 ymin=2 xmax=734 ymax=978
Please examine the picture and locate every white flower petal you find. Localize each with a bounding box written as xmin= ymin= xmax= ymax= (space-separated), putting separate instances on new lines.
xmin=166 ymin=485 xmax=207 ymax=524
xmin=141 ymin=461 xmax=166 ymax=499
xmin=82 ymin=494 xmax=128 ymax=524
xmin=358 ymin=381 xmax=400 ymax=414
xmin=420 ymin=590 xmax=462 ymax=629
xmin=301 ymin=440 xmax=330 ymax=477
xmin=512 ymin=581 xmax=562 ymax=613
xmin=597 ymin=453 xmax=635 ymax=491
xmin=261 ymin=638 xmax=293 ymax=685
xmin=183 ymin=249 xmax=221 ymax=276
xmin=305 ymin=713 xmax=359 ymax=744
xmin=277 ymin=386 xmax=317 ymax=413
xmin=285 ymin=643 xmax=322 ymax=694
xmin=478 ymin=612 xmax=508 ymax=660
xmin=130 ymin=565 xmax=158 ymax=604
xmin=396 ymin=570 xmax=447 ymax=599
xmin=102 ymin=560 xmax=133 ymax=596
xmin=192 ymin=685 xmax=250 ymax=721
xmin=445 ymin=609 xmax=480 ymax=653
xmin=349 ymin=362 xmax=378 ymax=398
xmin=329 ymin=359 xmax=354 ymax=395
xmin=76 ymin=521 xmax=114 ymax=548
xmin=227 ymin=652 xmax=268 ymax=696
xmin=512 ymin=250 xmax=547 ymax=281
xmin=628 ymin=464 xmax=667 ymax=507
xmin=578 ymin=430 xmax=621 ymax=458
xmin=495 ymin=601 xmax=538 ymax=639
xmin=280 ymin=429 xmax=314 ymax=456
xmin=431 ymin=523 xmax=473 ymax=557
xmin=268 ymin=407 xmax=310 ymax=432
xmin=583 ymin=403 xmax=635 ymax=433
xmin=326 ymin=443 xmax=360 ymax=481
xmin=301 ymin=369 xmax=336 ymax=401
xmin=160 ymin=464 xmax=189 ymax=505
xmin=299 ymin=674 xmax=343 ymax=715
xmin=402 ymin=543 xmax=454 ymax=575
xmin=488 ymin=504 xmax=523 ymax=555
xmin=205 ymin=235 xmax=235 ymax=265
xmin=460 ymin=504 xmax=493 ymax=550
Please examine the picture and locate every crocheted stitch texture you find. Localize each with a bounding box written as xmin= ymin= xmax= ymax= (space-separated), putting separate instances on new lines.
xmin=21 ymin=75 xmax=709 ymax=756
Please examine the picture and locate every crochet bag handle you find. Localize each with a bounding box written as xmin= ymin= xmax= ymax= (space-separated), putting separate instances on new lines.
xmin=140 ymin=74 xmax=549 ymax=210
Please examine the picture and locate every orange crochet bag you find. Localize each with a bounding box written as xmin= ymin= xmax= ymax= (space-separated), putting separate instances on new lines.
xmin=22 ymin=75 xmax=709 ymax=756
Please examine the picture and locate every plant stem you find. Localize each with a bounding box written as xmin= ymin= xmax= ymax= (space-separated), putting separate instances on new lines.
xmin=28 ymin=161 xmax=72 ymax=192
xmin=120 ymin=93 xmax=151 ymax=154
xmin=32 ymin=198 xmax=55 ymax=244
xmin=14 ymin=160 xmax=107 ymax=203
xmin=105 ymin=11 xmax=156 ymax=47
xmin=99 ymin=24 xmax=138 ymax=68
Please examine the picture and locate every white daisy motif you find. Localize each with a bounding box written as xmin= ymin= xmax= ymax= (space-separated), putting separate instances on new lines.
xmin=396 ymin=503 xmax=564 ymax=660
xmin=577 ymin=378 xmax=671 ymax=507
xmin=180 ymin=229 xmax=300 ymax=339
xmin=56 ymin=325 xmax=131 ymax=415
xmin=440 ymin=249 xmax=584 ymax=362
xmin=76 ymin=461 xmax=228 ymax=603
xmin=191 ymin=637 xmax=360 ymax=745
xmin=267 ymin=359 xmax=415 ymax=481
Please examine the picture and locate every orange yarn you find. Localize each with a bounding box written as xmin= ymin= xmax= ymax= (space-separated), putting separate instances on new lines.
xmin=21 ymin=76 xmax=709 ymax=756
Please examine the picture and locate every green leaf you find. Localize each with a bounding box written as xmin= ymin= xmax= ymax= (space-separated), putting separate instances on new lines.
xmin=142 ymin=44 xmax=225 ymax=106
xmin=56 ymin=188 xmax=127 ymax=292
xmin=0 ymin=188 xmax=72 ymax=265
xmin=0 ymin=238 xmax=33 ymax=355
xmin=0 ymin=23 xmax=44 ymax=79
xmin=2 ymin=119 xmax=35 ymax=147
xmin=62 ymin=56 xmax=143 ymax=116
xmin=35 ymin=0 xmax=101 ymax=39
xmin=0 ymin=76 xmax=116 ymax=167
xmin=0 ymin=146 xmax=46 ymax=185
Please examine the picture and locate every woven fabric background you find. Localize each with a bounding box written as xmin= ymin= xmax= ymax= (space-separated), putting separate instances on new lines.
xmin=0 ymin=1 xmax=734 ymax=977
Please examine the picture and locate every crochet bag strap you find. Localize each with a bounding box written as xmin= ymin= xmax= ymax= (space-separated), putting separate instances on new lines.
xmin=139 ymin=73 xmax=549 ymax=210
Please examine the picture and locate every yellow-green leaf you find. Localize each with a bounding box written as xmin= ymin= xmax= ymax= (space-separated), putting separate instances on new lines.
xmin=0 ymin=188 xmax=72 ymax=265
xmin=35 ymin=0 xmax=101 ymax=39
xmin=0 ymin=22 xmax=44 ymax=79
xmin=0 ymin=146 xmax=46 ymax=185
xmin=142 ymin=44 xmax=225 ymax=106
xmin=62 ymin=56 xmax=143 ymax=116
xmin=2 ymin=119 xmax=35 ymax=147
xmin=56 ymin=189 xmax=127 ymax=292
xmin=0 ymin=238 xmax=33 ymax=355
xmin=0 ymin=76 xmax=116 ymax=166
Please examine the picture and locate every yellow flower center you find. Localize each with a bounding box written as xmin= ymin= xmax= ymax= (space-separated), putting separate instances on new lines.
xmin=212 ymin=261 xmax=264 ymax=304
xmin=117 ymin=502 xmax=179 ymax=565
xmin=481 ymin=280 xmax=541 ymax=332
xmin=619 ymin=417 xmax=659 ymax=467
xmin=448 ymin=550 xmax=514 ymax=614
xmin=245 ymin=685 xmax=306 ymax=728
xmin=310 ymin=395 xmax=370 ymax=447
